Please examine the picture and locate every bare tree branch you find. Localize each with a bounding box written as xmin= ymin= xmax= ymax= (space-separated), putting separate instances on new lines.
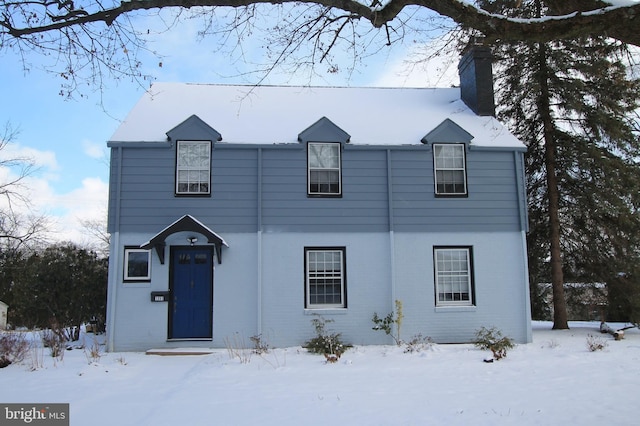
xmin=0 ymin=122 xmax=50 ymax=250
xmin=2 ymin=1 xmax=639 ymax=46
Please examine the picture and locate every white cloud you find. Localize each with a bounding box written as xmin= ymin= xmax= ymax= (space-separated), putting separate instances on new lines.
xmin=0 ymin=142 xmax=59 ymax=171
xmin=372 ymin=45 xmax=460 ymax=88
xmin=0 ymin=143 xmax=60 ymax=214
xmin=1 ymin=159 xmax=108 ymax=247
xmin=82 ymin=139 xmax=106 ymax=160
xmin=49 ymin=177 xmax=109 ymax=244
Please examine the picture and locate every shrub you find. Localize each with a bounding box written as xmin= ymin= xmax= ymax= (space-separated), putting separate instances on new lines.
xmin=586 ymin=334 xmax=608 ymax=352
xmin=250 ymin=334 xmax=270 ymax=355
xmin=404 ymin=334 xmax=434 ymax=353
xmin=304 ymin=315 xmax=350 ymax=360
xmin=474 ymin=326 xmax=515 ymax=360
xmin=84 ymin=339 xmax=103 ymax=364
xmin=224 ymin=333 xmax=252 ymax=364
xmin=372 ymin=299 xmax=404 ymax=345
xmin=41 ymin=329 xmax=66 ymax=359
xmin=0 ymin=332 xmax=30 ymax=368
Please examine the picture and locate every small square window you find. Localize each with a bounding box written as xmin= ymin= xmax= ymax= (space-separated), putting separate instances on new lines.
xmin=308 ymin=143 xmax=341 ymax=196
xmin=434 ymin=247 xmax=474 ymax=306
xmin=434 ymin=144 xmax=467 ymax=196
xmin=124 ymin=248 xmax=151 ymax=281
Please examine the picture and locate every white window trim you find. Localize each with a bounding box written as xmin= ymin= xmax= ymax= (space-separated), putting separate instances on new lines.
xmin=434 ymin=247 xmax=473 ymax=307
xmin=433 ymin=143 xmax=467 ymax=196
xmin=176 ymin=140 xmax=211 ymax=195
xmin=305 ymin=248 xmax=346 ymax=309
xmin=124 ymin=248 xmax=151 ymax=281
xmin=307 ymin=142 xmax=342 ymax=196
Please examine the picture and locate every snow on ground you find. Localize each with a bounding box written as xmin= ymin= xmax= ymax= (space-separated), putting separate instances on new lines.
xmin=1 ymin=321 xmax=639 ymax=425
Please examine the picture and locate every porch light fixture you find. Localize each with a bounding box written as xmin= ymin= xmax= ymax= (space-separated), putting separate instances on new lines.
xmin=187 ymin=236 xmax=198 ymax=246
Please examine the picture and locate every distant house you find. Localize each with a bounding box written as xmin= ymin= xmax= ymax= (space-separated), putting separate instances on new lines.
xmin=105 ymin=43 xmax=532 ymax=352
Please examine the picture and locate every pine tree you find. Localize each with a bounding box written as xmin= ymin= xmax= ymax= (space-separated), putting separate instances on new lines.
xmin=479 ymin=0 xmax=640 ymax=327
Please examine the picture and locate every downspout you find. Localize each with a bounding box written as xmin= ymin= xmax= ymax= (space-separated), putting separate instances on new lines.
xmin=107 ymin=146 xmax=123 ymax=352
xmin=387 ymin=149 xmax=396 ymax=310
xmin=257 ymin=148 xmax=263 ymax=336
xmin=515 ymin=150 xmax=533 ymax=342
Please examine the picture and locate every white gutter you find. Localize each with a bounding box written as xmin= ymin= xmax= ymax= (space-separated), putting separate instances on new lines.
xmin=257 ymin=148 xmax=263 ymax=336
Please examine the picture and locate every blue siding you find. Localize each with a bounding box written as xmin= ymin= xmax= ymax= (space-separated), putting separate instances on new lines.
xmin=260 ymin=148 xmax=389 ymax=231
xmin=108 ymin=143 xmax=526 ymax=235
xmin=108 ymin=230 xmax=531 ymax=350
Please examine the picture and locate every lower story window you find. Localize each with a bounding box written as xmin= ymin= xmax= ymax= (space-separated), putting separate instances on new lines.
xmin=124 ymin=248 xmax=151 ymax=281
xmin=305 ymin=247 xmax=346 ymax=309
xmin=434 ymin=247 xmax=474 ymax=306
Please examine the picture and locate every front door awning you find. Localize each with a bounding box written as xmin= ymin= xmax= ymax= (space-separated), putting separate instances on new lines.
xmin=140 ymin=215 xmax=228 ymax=264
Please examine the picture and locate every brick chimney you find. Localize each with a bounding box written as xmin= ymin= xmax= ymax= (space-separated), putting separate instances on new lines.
xmin=458 ymin=38 xmax=495 ymax=116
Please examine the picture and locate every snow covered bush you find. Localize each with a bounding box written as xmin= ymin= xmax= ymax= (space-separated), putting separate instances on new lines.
xmin=474 ymin=326 xmax=515 ymax=360
xmin=404 ymin=334 xmax=434 ymax=353
xmin=304 ymin=315 xmax=350 ymax=361
xmin=40 ymin=329 xmax=66 ymax=359
xmin=0 ymin=332 xmax=29 ymax=368
xmin=586 ymin=334 xmax=608 ymax=352
xmin=250 ymin=334 xmax=270 ymax=354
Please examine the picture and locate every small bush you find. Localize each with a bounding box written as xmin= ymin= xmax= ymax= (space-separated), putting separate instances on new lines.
xmin=224 ymin=333 xmax=252 ymax=364
xmin=404 ymin=334 xmax=434 ymax=353
xmin=41 ymin=329 xmax=66 ymax=359
xmin=474 ymin=326 xmax=515 ymax=360
xmin=586 ymin=334 xmax=608 ymax=352
xmin=84 ymin=339 xmax=103 ymax=364
xmin=0 ymin=332 xmax=30 ymax=368
xmin=250 ymin=334 xmax=270 ymax=355
xmin=304 ymin=316 xmax=350 ymax=360
xmin=372 ymin=300 xmax=404 ymax=345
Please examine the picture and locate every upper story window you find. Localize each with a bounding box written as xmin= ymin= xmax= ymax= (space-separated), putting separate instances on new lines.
xmin=176 ymin=140 xmax=211 ymax=195
xmin=434 ymin=247 xmax=474 ymax=306
xmin=308 ymin=142 xmax=342 ymax=196
xmin=433 ymin=143 xmax=467 ymax=196
xmin=305 ymin=247 xmax=346 ymax=309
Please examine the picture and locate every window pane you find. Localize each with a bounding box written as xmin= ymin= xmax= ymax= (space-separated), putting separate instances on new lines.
xmin=125 ymin=250 xmax=150 ymax=280
xmin=309 ymin=144 xmax=339 ymax=168
xmin=435 ymin=145 xmax=464 ymax=168
xmin=310 ymin=170 xmax=340 ymax=194
xmin=436 ymin=170 xmax=465 ymax=194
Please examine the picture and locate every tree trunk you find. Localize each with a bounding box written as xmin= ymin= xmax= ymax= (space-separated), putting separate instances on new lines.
xmin=599 ymin=322 xmax=634 ymax=340
xmin=536 ymin=37 xmax=569 ymax=330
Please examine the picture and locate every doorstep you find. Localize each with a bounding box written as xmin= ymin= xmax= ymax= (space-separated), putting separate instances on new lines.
xmin=145 ymin=348 xmax=216 ymax=356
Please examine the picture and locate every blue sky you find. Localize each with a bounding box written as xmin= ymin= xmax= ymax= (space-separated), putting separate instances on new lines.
xmin=0 ymin=10 xmax=459 ymax=248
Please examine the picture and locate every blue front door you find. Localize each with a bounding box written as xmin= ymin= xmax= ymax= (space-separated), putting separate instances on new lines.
xmin=170 ymin=247 xmax=213 ymax=339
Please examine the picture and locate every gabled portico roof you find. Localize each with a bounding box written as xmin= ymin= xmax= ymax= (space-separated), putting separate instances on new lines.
xmin=140 ymin=215 xmax=228 ymax=264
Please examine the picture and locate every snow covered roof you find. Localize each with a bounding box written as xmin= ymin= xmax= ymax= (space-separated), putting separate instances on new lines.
xmin=109 ymin=83 xmax=524 ymax=150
